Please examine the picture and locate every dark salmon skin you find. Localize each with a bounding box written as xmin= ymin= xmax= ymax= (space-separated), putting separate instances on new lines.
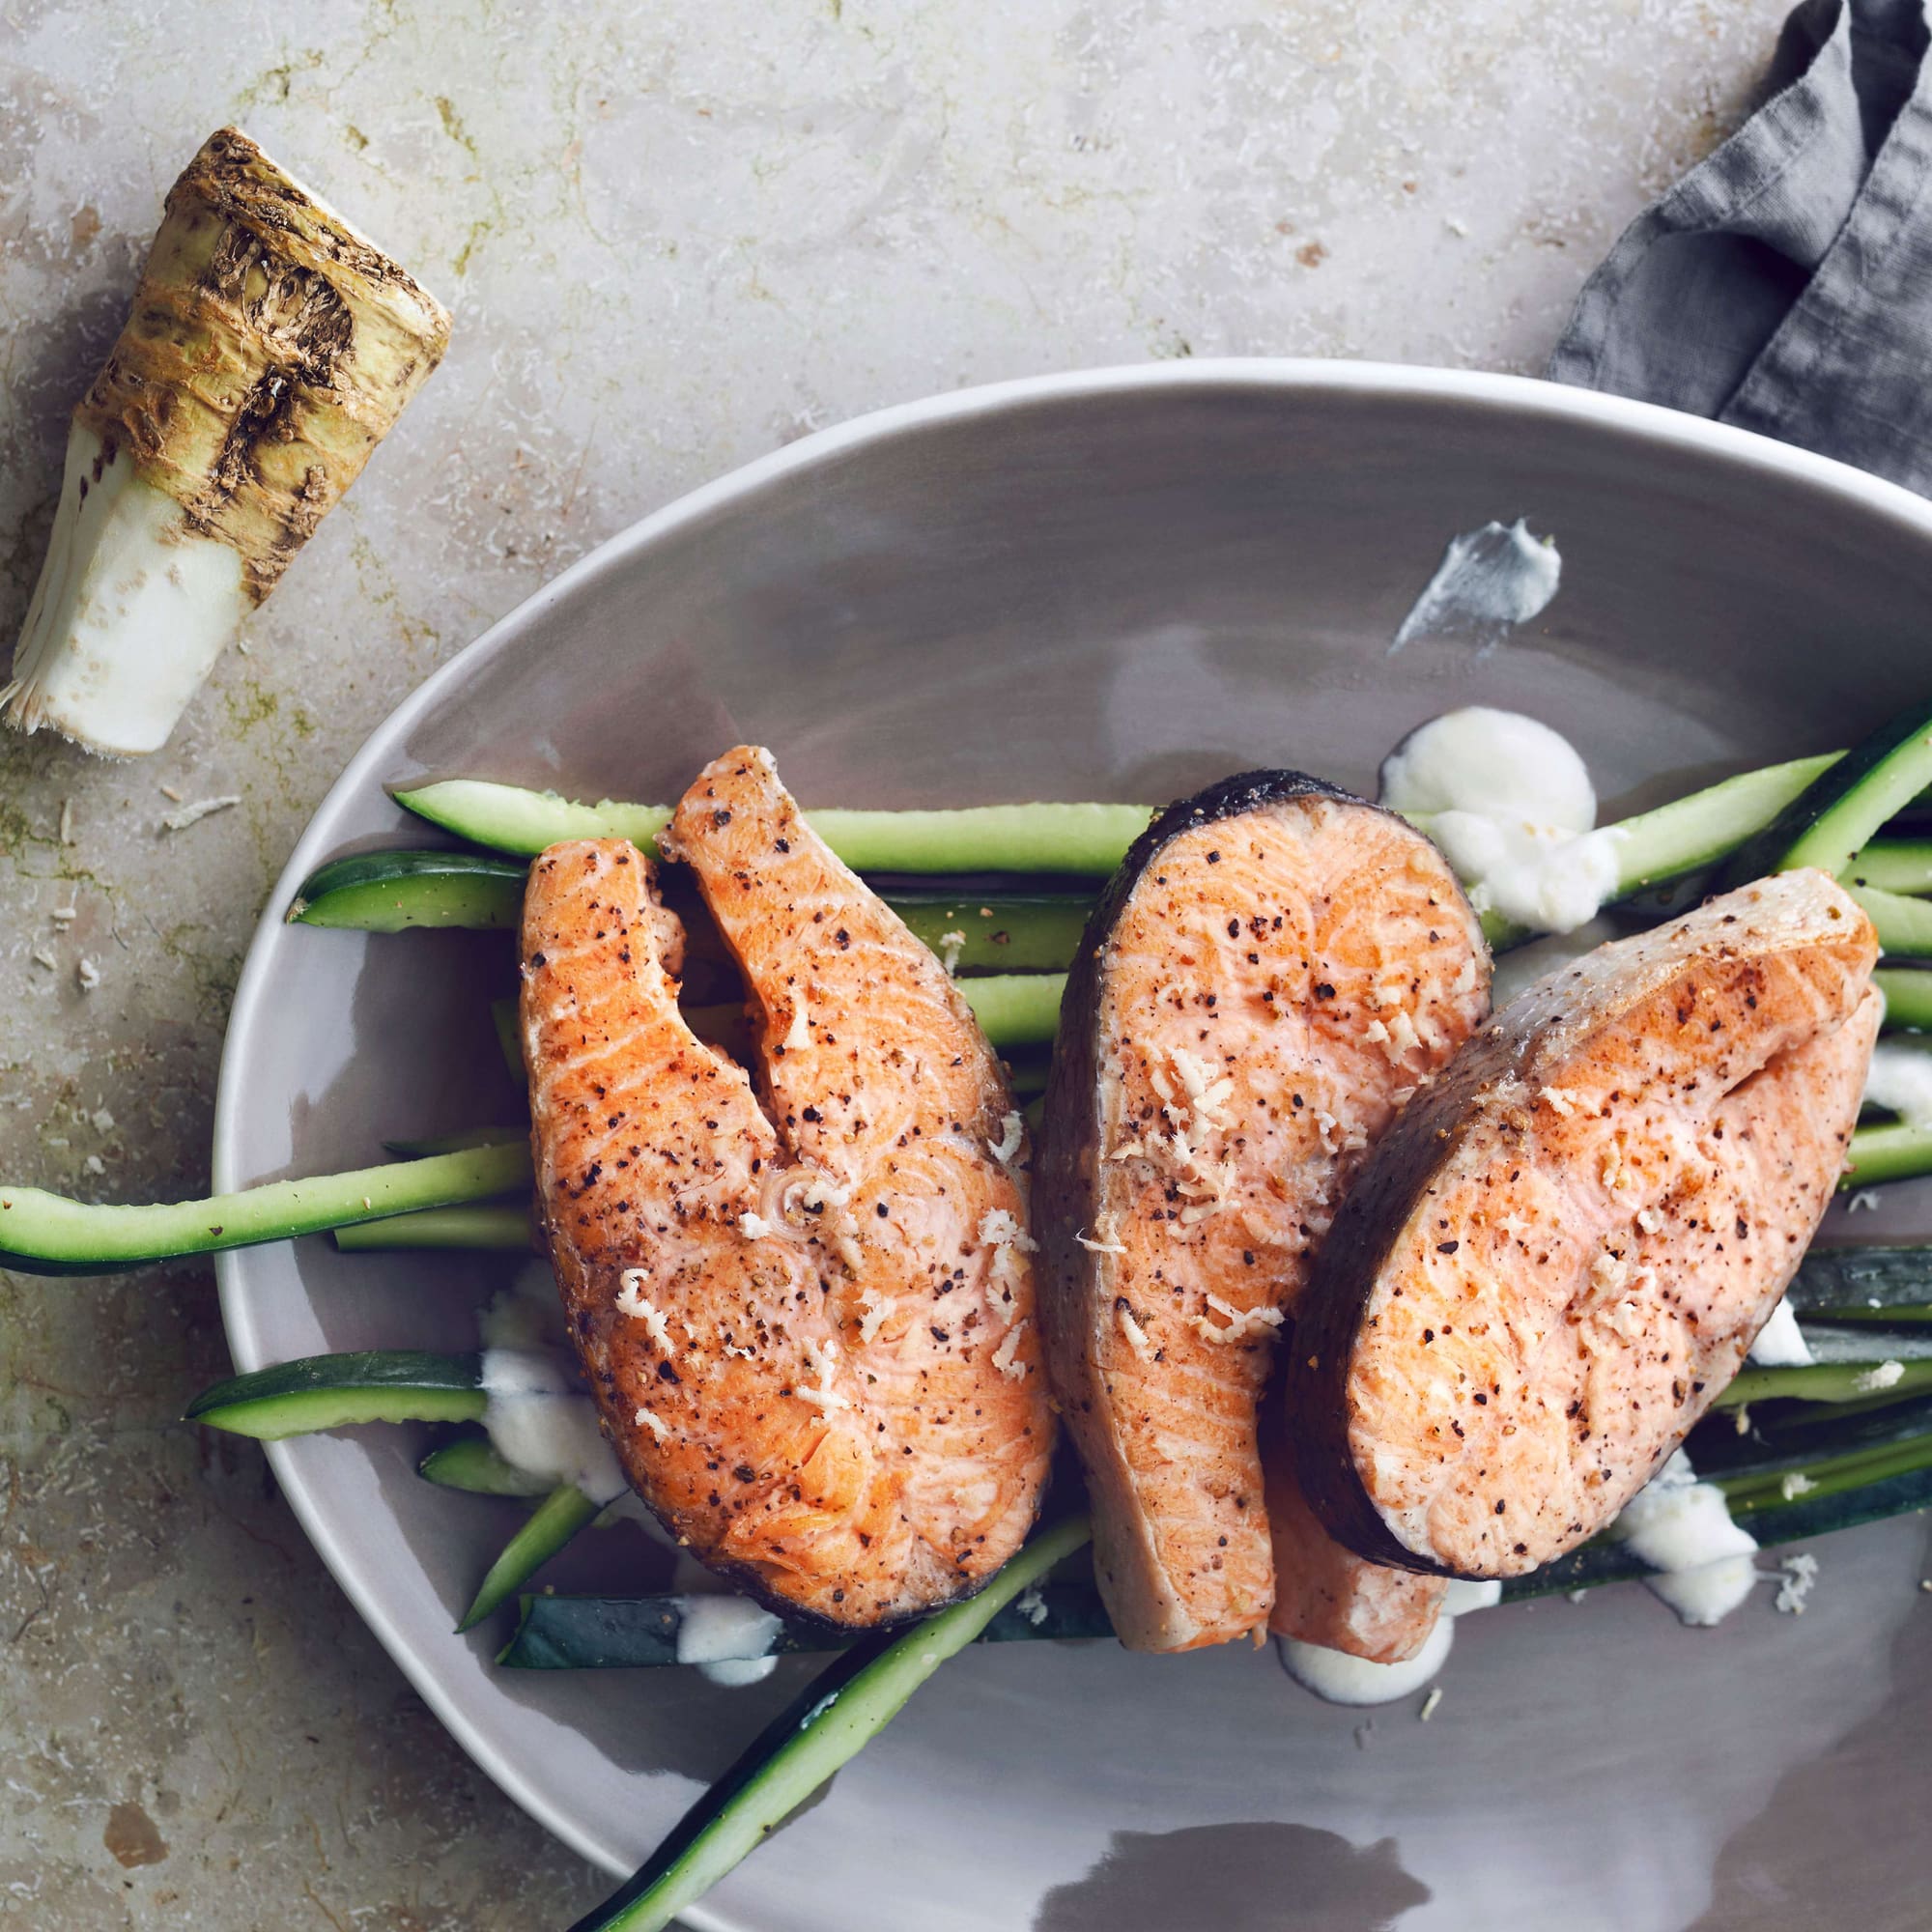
xmin=1037 ymin=771 xmax=1491 ymax=1651
xmin=1290 ymin=870 xmax=1880 ymax=1578
xmin=520 ymin=747 xmax=1053 ymax=1626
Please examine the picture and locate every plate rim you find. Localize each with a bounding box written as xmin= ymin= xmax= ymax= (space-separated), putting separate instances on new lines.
xmin=210 ymin=355 xmax=1932 ymax=1902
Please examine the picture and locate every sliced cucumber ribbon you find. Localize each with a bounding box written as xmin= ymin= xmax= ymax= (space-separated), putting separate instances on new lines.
xmin=0 ymin=1142 xmax=531 ymax=1276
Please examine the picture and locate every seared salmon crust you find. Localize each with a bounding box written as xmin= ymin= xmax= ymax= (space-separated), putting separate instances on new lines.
xmin=521 ymin=747 xmax=1053 ymax=1627
xmin=1289 ymin=869 xmax=1879 ymax=1578
xmin=1037 ymin=770 xmax=1491 ymax=1652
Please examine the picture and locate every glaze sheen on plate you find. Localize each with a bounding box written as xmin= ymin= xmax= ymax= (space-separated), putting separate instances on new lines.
xmin=214 ymin=364 xmax=1932 ymax=1932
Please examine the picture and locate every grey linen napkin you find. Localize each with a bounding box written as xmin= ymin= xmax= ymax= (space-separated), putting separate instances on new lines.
xmin=1548 ymin=0 xmax=1932 ymax=493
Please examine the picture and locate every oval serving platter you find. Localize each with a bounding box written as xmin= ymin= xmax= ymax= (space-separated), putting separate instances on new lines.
xmin=215 ymin=362 xmax=1932 ymax=1932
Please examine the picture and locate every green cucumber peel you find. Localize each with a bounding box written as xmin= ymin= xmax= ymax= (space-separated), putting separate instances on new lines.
xmin=333 ymin=1203 xmax=534 ymax=1252
xmin=288 ymin=849 xmax=527 ymax=931
xmin=1850 ymin=882 xmax=1932 ymax=957
xmin=1791 ymin=1242 xmax=1932 ymax=1317
xmin=396 ymin=779 xmax=1152 ymax=875
xmin=1714 ymin=1357 xmax=1932 ymax=1409
xmin=1723 ymin=696 xmax=1932 ymax=886
xmin=289 ymin=843 xmax=1094 ymax=974
xmin=1877 ymin=968 xmax=1932 ymax=1032
xmin=568 ymin=1513 xmax=1093 ymax=1932
xmin=956 ymin=972 xmax=1064 ymax=1047
xmin=393 ymin=781 xmax=672 ymax=856
xmin=1610 ymin=753 xmax=1843 ymax=895
xmin=0 ymin=1141 xmax=531 ymax=1276
xmin=500 ymin=1571 xmax=1106 ymax=1669
xmin=1849 ymin=839 xmax=1932 ymax=897
xmin=457 ymin=1483 xmax=604 ymax=1633
xmin=184 ymin=1350 xmax=484 ymax=1440
xmin=420 ymin=1430 xmax=554 ymax=1496
xmin=1843 ymin=1121 xmax=1932 ymax=1189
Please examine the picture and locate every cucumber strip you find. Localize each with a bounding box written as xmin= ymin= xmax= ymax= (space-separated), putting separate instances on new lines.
xmin=457 ymin=1483 xmax=604 ymax=1633
xmin=1790 ymin=1244 xmax=1932 ymax=1313
xmin=1842 ymin=1121 xmax=1932 ymax=1189
xmin=1849 ymin=882 xmax=1932 ymax=957
xmin=506 ymin=1416 xmax=1932 ymax=1665
xmin=1803 ymin=1303 xmax=1932 ymax=1326
xmin=567 ymin=1513 xmax=1093 ymax=1932
xmin=340 ymin=1005 xmax=1050 ymax=1252
xmin=1715 ymin=1358 xmax=1932 ymax=1408
xmin=1611 ymin=753 xmax=1844 ymax=894
xmin=500 ymin=1573 xmax=1108 ymax=1669
xmin=1468 ymin=753 xmax=1849 ymax=953
xmin=1724 ymin=697 xmax=1932 ymax=886
xmin=184 ymin=1350 xmax=484 ymax=1440
xmin=395 ymin=781 xmax=672 ymax=854
xmin=492 ymin=974 xmax=1065 ymax=1075
xmin=0 ymin=1141 xmax=531 ymax=1276
xmin=1720 ymin=1434 xmax=1932 ymax=1517
xmin=681 ymin=976 xmax=1064 ymax=1055
xmin=288 ymin=845 xmax=1096 ymax=974
xmin=383 ymin=1126 xmax=527 ymax=1156
xmin=332 ymin=1204 xmax=533 ymax=1252
xmin=1690 ymin=1385 xmax=1932 ymax=1470
xmin=1796 ymin=1324 xmax=1932 ymax=1365
xmin=288 ymin=849 xmax=527 ymax=931
xmin=1850 ymin=839 xmax=1932 ymax=896
xmin=956 ymin=973 xmax=1064 ymax=1047
xmin=883 ymin=892 xmax=1091 ymax=974
xmin=397 ymin=778 xmax=1153 ymax=875
xmin=419 ymin=1430 xmax=554 ymax=1496
xmin=1878 ymin=967 xmax=1932 ymax=1031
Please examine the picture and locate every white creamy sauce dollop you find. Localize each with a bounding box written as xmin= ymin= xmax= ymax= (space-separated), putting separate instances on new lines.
xmin=1747 ymin=1298 xmax=1815 ymax=1369
xmin=1278 ymin=1611 xmax=1457 ymax=1707
xmin=1276 ymin=1570 xmax=1502 ymax=1706
xmin=1380 ymin=707 xmax=1624 ymax=936
xmin=1616 ymin=1451 xmax=1759 ymax=1628
xmin=1390 ymin=519 xmax=1562 ymax=654
xmin=479 ymin=1347 xmax=628 ymax=1504
xmin=675 ymin=1594 xmax=784 ymax=1688
xmin=1862 ymin=1040 xmax=1932 ymax=1131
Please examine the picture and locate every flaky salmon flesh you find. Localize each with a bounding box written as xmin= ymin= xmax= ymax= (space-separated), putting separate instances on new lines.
xmin=520 ymin=747 xmax=1053 ymax=1626
xmin=1038 ymin=772 xmax=1492 ymax=1654
xmin=1291 ymin=869 xmax=1880 ymax=1578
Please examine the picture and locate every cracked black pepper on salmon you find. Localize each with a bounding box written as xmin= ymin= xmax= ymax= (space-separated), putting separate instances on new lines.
xmin=1289 ymin=869 xmax=1879 ymax=1577
xmin=520 ymin=746 xmax=1053 ymax=1626
xmin=1036 ymin=771 xmax=1491 ymax=1652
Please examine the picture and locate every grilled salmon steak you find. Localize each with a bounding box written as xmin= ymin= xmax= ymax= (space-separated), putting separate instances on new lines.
xmin=1291 ymin=870 xmax=1880 ymax=1578
xmin=520 ymin=747 xmax=1053 ymax=1625
xmin=1263 ymin=1398 xmax=1449 ymax=1662
xmin=1037 ymin=772 xmax=1491 ymax=1652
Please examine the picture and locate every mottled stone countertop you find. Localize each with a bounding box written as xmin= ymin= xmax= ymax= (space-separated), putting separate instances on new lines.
xmin=1 ymin=2 xmax=1795 ymax=1925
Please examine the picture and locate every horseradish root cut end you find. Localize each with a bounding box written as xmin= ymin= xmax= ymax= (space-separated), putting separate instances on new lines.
xmin=3 ymin=127 xmax=451 ymax=756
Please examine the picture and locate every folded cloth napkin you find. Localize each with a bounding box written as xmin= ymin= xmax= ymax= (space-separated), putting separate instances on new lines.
xmin=1549 ymin=0 xmax=1932 ymax=493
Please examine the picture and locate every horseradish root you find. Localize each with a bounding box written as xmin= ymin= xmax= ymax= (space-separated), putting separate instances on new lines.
xmin=3 ymin=128 xmax=450 ymax=755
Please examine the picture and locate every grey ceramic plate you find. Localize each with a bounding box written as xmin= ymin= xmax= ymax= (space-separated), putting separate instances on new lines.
xmin=214 ymin=362 xmax=1932 ymax=1932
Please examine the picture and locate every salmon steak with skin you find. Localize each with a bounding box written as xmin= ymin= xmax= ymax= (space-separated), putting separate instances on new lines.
xmin=1290 ymin=869 xmax=1881 ymax=1580
xmin=1262 ymin=1396 xmax=1451 ymax=1662
xmin=519 ymin=747 xmax=1053 ymax=1627
xmin=1037 ymin=771 xmax=1491 ymax=1654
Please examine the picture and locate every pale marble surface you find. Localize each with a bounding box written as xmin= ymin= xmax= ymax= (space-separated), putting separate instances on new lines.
xmin=0 ymin=2 xmax=1794 ymax=1924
